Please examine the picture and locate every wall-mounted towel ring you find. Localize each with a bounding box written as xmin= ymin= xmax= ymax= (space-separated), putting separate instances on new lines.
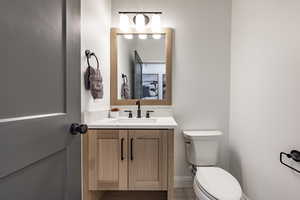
xmin=84 ymin=50 xmax=99 ymax=90
xmin=84 ymin=50 xmax=104 ymax=99
xmin=280 ymin=150 xmax=300 ymax=173
xmin=85 ymin=50 xmax=99 ymax=69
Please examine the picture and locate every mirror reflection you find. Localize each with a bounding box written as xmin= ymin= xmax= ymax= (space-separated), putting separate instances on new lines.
xmin=117 ymin=34 xmax=166 ymax=100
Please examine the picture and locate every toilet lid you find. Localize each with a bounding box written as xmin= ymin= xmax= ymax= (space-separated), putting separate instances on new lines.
xmin=195 ymin=167 xmax=242 ymax=200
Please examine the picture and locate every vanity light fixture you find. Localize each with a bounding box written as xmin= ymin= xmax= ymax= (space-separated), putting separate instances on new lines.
xmin=151 ymin=14 xmax=161 ymax=39
xmin=119 ymin=14 xmax=130 ymax=32
xmin=138 ymin=34 xmax=148 ymax=40
xmin=118 ymin=11 xmax=162 ymax=34
xmin=124 ymin=34 xmax=133 ymax=39
xmin=135 ymin=14 xmax=146 ymax=31
xmin=152 ymin=34 xmax=161 ymax=39
xmin=151 ymin=14 xmax=161 ymax=32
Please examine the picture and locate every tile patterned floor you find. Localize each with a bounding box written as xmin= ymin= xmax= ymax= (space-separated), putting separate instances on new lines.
xmin=174 ymin=188 xmax=196 ymax=200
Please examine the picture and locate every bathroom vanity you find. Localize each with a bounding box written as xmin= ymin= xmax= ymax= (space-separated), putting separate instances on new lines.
xmin=83 ymin=117 xmax=177 ymax=200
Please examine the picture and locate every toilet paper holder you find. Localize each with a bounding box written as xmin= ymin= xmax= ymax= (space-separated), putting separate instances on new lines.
xmin=280 ymin=150 xmax=300 ymax=173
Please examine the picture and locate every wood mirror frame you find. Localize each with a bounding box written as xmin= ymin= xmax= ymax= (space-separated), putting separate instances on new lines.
xmin=110 ymin=28 xmax=173 ymax=105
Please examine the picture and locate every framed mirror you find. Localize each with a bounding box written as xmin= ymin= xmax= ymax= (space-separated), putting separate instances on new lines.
xmin=110 ymin=28 xmax=172 ymax=105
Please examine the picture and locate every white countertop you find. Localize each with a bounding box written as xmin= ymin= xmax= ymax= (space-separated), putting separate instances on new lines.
xmin=88 ymin=117 xmax=177 ymax=129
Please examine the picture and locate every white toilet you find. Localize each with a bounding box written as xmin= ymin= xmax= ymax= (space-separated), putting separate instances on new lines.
xmin=183 ymin=130 xmax=242 ymax=200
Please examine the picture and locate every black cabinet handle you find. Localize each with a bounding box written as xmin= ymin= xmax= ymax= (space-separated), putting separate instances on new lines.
xmin=121 ymin=138 xmax=124 ymax=161
xmin=130 ymin=138 xmax=134 ymax=160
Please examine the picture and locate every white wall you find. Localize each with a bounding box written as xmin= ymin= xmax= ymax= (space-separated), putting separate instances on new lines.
xmin=134 ymin=37 xmax=165 ymax=63
xmin=230 ymin=1 xmax=300 ymax=199
xmin=81 ymin=0 xmax=111 ymax=113
xmin=111 ymin=0 xmax=231 ymax=178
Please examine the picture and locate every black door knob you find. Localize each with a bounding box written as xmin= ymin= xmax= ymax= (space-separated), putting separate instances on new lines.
xmin=70 ymin=123 xmax=88 ymax=135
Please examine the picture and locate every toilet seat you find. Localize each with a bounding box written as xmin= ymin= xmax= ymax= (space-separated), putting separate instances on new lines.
xmin=194 ymin=167 xmax=242 ymax=200
xmin=194 ymin=180 xmax=217 ymax=200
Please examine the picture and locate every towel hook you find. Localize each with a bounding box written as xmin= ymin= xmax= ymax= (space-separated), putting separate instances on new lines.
xmin=280 ymin=150 xmax=300 ymax=173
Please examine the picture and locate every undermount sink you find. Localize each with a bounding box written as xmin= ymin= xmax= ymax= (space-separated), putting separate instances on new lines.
xmin=116 ymin=118 xmax=157 ymax=124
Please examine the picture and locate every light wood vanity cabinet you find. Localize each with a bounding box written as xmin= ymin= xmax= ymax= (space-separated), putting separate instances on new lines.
xmin=84 ymin=129 xmax=174 ymax=200
xmin=88 ymin=130 xmax=128 ymax=190
xmin=128 ymin=130 xmax=168 ymax=190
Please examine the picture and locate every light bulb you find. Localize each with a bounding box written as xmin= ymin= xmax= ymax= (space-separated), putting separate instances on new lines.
xmin=120 ymin=14 xmax=129 ymax=32
xmin=151 ymin=14 xmax=161 ymax=33
xmin=139 ymin=34 xmax=147 ymax=40
xmin=124 ymin=34 xmax=133 ymax=39
xmin=152 ymin=34 xmax=161 ymax=39
xmin=135 ymin=14 xmax=145 ymax=32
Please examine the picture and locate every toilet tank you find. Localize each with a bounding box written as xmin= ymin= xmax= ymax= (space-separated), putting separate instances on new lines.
xmin=183 ymin=130 xmax=222 ymax=166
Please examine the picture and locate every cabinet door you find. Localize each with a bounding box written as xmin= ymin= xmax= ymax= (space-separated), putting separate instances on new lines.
xmin=88 ymin=130 xmax=128 ymax=190
xmin=129 ymin=130 xmax=168 ymax=190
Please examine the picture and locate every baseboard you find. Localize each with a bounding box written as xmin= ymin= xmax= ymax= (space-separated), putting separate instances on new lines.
xmin=174 ymin=176 xmax=193 ymax=188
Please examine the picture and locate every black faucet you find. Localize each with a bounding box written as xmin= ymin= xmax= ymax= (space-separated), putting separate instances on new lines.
xmin=136 ymin=100 xmax=141 ymax=118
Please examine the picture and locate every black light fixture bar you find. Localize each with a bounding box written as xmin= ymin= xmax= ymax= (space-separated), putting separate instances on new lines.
xmin=118 ymin=11 xmax=162 ymax=14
